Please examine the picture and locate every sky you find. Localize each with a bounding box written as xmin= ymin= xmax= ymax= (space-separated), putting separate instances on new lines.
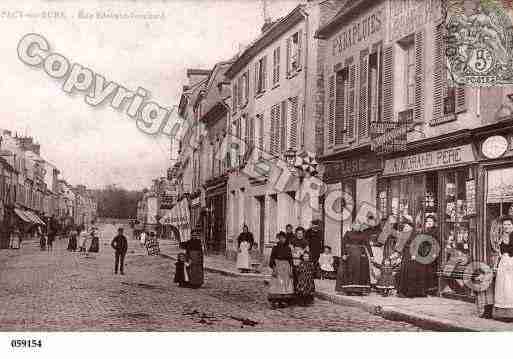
xmin=0 ymin=0 xmax=302 ymax=191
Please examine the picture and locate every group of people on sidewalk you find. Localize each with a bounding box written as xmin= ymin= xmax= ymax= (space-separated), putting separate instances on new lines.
xmin=335 ymin=213 xmax=439 ymax=299
xmin=64 ymin=220 xmax=100 ymax=255
xmin=264 ymin=220 xmax=323 ymax=308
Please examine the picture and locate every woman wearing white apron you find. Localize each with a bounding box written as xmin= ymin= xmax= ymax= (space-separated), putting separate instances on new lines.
xmin=494 ymin=217 xmax=513 ymax=320
xmin=236 ymin=225 xmax=254 ymax=273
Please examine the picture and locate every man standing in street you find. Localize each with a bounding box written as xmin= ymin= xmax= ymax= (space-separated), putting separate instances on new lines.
xmin=111 ymin=227 xmax=128 ymax=275
xmin=306 ymin=220 xmax=323 ymax=278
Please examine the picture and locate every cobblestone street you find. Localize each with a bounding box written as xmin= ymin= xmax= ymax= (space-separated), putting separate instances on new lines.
xmin=0 ymin=225 xmax=423 ymax=331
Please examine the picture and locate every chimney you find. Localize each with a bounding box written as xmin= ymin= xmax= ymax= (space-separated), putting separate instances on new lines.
xmin=261 ymin=18 xmax=273 ymax=33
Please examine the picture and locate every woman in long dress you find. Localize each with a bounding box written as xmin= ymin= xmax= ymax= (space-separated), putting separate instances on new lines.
xmin=337 ymin=223 xmax=374 ymax=296
xmin=236 ymin=224 xmax=254 ymax=273
xmin=494 ymin=217 xmax=513 ymax=320
xmin=67 ymin=226 xmax=78 ymax=251
xmin=88 ymin=222 xmax=100 ymax=253
xmin=185 ymin=227 xmax=204 ymax=288
xmin=268 ymin=231 xmax=294 ymax=308
xmin=397 ymin=219 xmax=430 ymax=298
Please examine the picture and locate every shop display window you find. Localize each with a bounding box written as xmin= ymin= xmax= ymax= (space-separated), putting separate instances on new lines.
xmin=485 ymin=167 xmax=513 ymax=270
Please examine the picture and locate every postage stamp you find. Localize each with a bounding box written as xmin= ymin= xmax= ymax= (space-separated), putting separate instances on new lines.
xmin=446 ymin=0 xmax=513 ymax=86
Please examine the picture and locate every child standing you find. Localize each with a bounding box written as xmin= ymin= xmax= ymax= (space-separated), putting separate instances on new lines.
xmin=372 ymin=255 xmax=400 ymax=297
xmin=295 ymin=252 xmax=316 ymax=306
xmin=319 ymin=246 xmax=336 ymax=279
xmin=174 ymin=253 xmax=190 ymax=287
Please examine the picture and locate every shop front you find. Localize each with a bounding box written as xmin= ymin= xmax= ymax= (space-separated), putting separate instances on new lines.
xmin=321 ymin=148 xmax=383 ymax=257
xmin=474 ymin=123 xmax=513 ymax=305
xmin=205 ymin=175 xmax=228 ymax=255
xmin=381 ymin=140 xmax=479 ymax=300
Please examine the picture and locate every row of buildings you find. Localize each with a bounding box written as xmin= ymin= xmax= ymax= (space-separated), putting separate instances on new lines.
xmin=0 ymin=129 xmax=97 ymax=248
xmin=139 ymin=0 xmax=513 ymax=301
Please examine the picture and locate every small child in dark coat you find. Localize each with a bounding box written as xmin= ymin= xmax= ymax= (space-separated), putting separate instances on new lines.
xmin=372 ymin=255 xmax=400 ymax=297
xmin=295 ymin=252 xmax=316 ymax=306
xmin=174 ymin=253 xmax=190 ymax=287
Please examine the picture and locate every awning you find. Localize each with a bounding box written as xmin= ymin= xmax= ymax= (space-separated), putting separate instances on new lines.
xmin=14 ymin=209 xmax=32 ymax=223
xmin=24 ymin=211 xmax=45 ymax=226
xmin=14 ymin=209 xmax=45 ymax=225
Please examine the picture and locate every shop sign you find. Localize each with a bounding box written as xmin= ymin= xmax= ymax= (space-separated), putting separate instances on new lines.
xmin=323 ymin=154 xmax=382 ymax=182
xmin=332 ymin=6 xmax=383 ymax=56
xmin=481 ymin=135 xmax=508 ymax=159
xmin=383 ymin=144 xmax=476 ymax=176
xmin=390 ymin=0 xmax=442 ymax=41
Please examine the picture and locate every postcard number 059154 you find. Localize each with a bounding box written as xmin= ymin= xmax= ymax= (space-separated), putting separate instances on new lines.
xmin=10 ymin=339 xmax=42 ymax=349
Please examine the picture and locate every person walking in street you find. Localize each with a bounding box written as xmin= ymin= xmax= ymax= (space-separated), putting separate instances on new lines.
xmin=184 ymin=225 xmax=204 ymax=288
xmin=9 ymin=226 xmax=21 ymax=250
xmin=284 ymin=224 xmax=296 ymax=247
xmin=37 ymin=225 xmax=46 ymax=251
xmin=78 ymin=226 xmax=89 ymax=254
xmin=47 ymin=225 xmax=55 ymax=252
xmin=111 ymin=227 xmax=128 ymax=275
xmin=67 ymin=225 xmax=78 ymax=251
xmin=306 ymin=219 xmax=323 ymax=278
xmin=236 ymin=224 xmax=254 ymax=273
xmin=174 ymin=252 xmax=190 ymax=287
xmin=397 ymin=216 xmax=430 ymax=298
xmin=294 ymin=251 xmax=316 ymax=306
xmin=139 ymin=229 xmax=147 ymax=248
xmin=336 ymin=222 xmax=374 ymax=296
xmin=268 ymin=231 xmax=294 ymax=308
xmin=88 ymin=220 xmax=100 ymax=253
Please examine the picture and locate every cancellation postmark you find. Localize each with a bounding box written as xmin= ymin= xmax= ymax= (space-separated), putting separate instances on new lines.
xmin=446 ymin=0 xmax=513 ymax=86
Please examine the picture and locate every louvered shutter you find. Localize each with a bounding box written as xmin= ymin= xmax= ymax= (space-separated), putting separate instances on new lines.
xmin=254 ymin=62 xmax=259 ymax=95
xmin=244 ymin=115 xmax=249 ymax=150
xmin=297 ymin=29 xmax=303 ymax=69
xmin=414 ymin=30 xmax=425 ymax=124
xmin=289 ymin=96 xmax=298 ymax=149
xmin=250 ymin=115 xmax=255 ymax=148
xmin=328 ymin=74 xmax=335 ymax=147
xmin=359 ymin=50 xmax=369 ymax=139
xmin=276 ymin=47 xmax=280 ymax=84
xmin=286 ymin=37 xmax=291 ymax=76
xmin=275 ymin=103 xmax=281 ymax=154
xmin=432 ymin=24 xmax=444 ymax=125
xmin=455 ymin=87 xmax=466 ymax=113
xmin=245 ymin=70 xmax=250 ymax=104
xmin=258 ymin=114 xmax=264 ymax=157
xmin=270 ymin=106 xmax=277 ymax=155
xmin=345 ymin=64 xmax=356 ymax=142
xmin=382 ymin=45 xmax=394 ymax=123
xmin=262 ymin=56 xmax=267 ymax=91
xmin=233 ymin=82 xmax=238 ymax=112
xmin=334 ymin=71 xmax=345 ymax=145
xmin=281 ymin=100 xmax=287 ymax=152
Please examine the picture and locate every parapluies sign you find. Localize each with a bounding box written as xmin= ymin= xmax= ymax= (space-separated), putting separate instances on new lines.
xmin=159 ymin=198 xmax=190 ymax=243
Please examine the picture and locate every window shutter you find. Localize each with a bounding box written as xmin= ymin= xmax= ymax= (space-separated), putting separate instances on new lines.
xmin=286 ymin=37 xmax=291 ymax=76
xmin=276 ymin=47 xmax=280 ymax=84
xmin=245 ymin=70 xmax=250 ymax=104
xmin=250 ymin=115 xmax=255 ymax=148
xmin=359 ymin=50 xmax=369 ymax=139
xmin=254 ymin=62 xmax=259 ymax=95
xmin=297 ymin=29 xmax=303 ymax=69
xmin=281 ymin=101 xmax=287 ymax=152
xmin=270 ymin=106 xmax=277 ymax=155
xmin=334 ymin=71 xmax=345 ymax=145
xmin=233 ymin=82 xmax=237 ymax=112
xmin=455 ymin=87 xmax=466 ymax=113
xmin=414 ymin=30 xmax=425 ymax=124
xmin=382 ymin=45 xmax=394 ymax=123
xmin=289 ymin=96 xmax=298 ymax=149
xmin=244 ymin=115 xmax=249 ymax=150
xmin=327 ymin=75 xmax=336 ymax=147
xmin=258 ymin=114 xmax=264 ymax=157
xmin=262 ymin=56 xmax=267 ymax=91
xmin=345 ymin=64 xmax=356 ymax=142
xmin=432 ymin=24 xmax=444 ymax=125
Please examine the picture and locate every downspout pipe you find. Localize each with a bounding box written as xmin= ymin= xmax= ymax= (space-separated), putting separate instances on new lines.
xmin=299 ymin=6 xmax=309 ymax=152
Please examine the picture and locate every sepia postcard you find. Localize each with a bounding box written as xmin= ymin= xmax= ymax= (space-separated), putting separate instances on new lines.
xmin=2 ymin=0 xmax=513 ymax=356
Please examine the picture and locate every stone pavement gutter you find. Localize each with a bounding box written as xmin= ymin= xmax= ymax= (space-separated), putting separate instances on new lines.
xmin=159 ymin=241 xmax=513 ymax=332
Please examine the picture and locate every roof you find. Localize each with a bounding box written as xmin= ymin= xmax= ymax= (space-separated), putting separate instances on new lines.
xmin=225 ymin=5 xmax=306 ymax=79
xmin=315 ymin=0 xmax=377 ymax=39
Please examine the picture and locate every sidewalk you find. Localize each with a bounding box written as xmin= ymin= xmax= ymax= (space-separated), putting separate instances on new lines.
xmin=159 ymin=240 xmax=513 ymax=331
